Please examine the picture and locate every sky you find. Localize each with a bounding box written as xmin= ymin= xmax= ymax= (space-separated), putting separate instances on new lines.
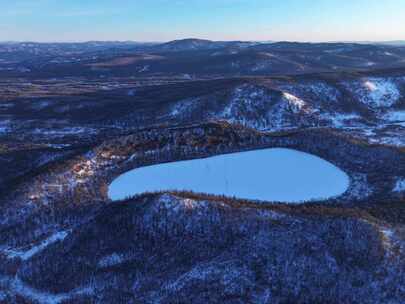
xmin=1 ymin=0 xmax=404 ymax=43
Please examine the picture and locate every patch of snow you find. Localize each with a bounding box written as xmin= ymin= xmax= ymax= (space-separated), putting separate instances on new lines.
xmin=230 ymin=61 xmax=240 ymax=69
xmin=383 ymin=110 xmax=405 ymax=127
xmin=11 ymin=277 xmax=69 ymax=304
xmin=282 ymin=92 xmax=306 ymax=112
xmin=361 ymin=127 xmax=376 ymax=137
xmin=393 ymin=179 xmax=405 ymax=192
xmin=165 ymin=261 xmax=248 ymax=293
xmin=381 ymin=228 xmax=394 ymax=239
xmin=31 ymin=127 xmax=96 ymax=137
xmin=0 ymin=275 xmax=93 ymax=304
xmin=98 ymin=253 xmax=124 ymax=268
xmin=257 ymin=209 xmax=287 ymax=221
xmin=322 ymin=112 xmax=361 ymax=128
xmin=46 ymin=144 xmax=72 ymax=149
xmin=251 ymin=61 xmax=271 ymax=72
xmin=154 ymin=194 xmax=209 ymax=214
xmin=377 ymin=135 xmax=405 ymax=147
xmin=218 ymin=85 xmax=317 ymax=131
xmin=363 ymin=81 xmax=377 ymax=91
xmin=169 ymin=98 xmax=198 ymax=117
xmin=138 ymin=65 xmax=149 ymax=73
xmin=5 ymin=230 xmax=69 ymax=261
xmin=182 ymin=74 xmax=192 ymax=80
xmin=278 ymin=82 xmax=340 ymax=104
xmin=380 ymin=226 xmax=396 ymax=250
xmin=220 ymin=85 xmax=273 ymax=129
xmin=364 ymin=61 xmax=376 ymax=67
xmin=346 ymin=173 xmax=373 ymax=200
xmin=346 ymin=78 xmax=401 ymax=108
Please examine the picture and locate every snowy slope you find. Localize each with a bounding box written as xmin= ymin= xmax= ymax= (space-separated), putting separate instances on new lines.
xmin=217 ymin=85 xmax=316 ymax=131
xmin=343 ymin=77 xmax=402 ymax=108
xmin=166 ymin=76 xmax=404 ymax=145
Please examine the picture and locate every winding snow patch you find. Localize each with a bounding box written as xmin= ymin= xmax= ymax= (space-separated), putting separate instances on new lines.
xmin=0 ymin=276 xmax=92 ymax=304
xmin=4 ymin=231 xmax=69 ymax=261
xmin=31 ymin=127 xmax=96 ymax=137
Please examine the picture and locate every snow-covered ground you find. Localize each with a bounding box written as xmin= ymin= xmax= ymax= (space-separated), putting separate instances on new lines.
xmin=166 ymin=81 xmax=404 ymax=147
xmin=344 ymin=77 xmax=401 ymax=108
xmin=278 ymin=82 xmax=340 ymax=104
xmin=30 ymin=126 xmax=97 ymax=138
xmin=321 ymin=113 xmax=362 ymax=128
xmin=98 ymin=253 xmax=125 ymax=268
xmin=0 ymin=275 xmax=93 ymax=304
xmin=169 ymin=98 xmax=198 ymax=117
xmin=4 ymin=230 xmax=69 ymax=261
xmin=393 ymin=179 xmax=405 ymax=193
xmin=383 ymin=110 xmax=405 ymax=127
xmin=217 ymin=85 xmax=314 ymax=131
xmin=376 ymin=134 xmax=405 ymax=147
xmin=282 ymin=92 xmax=307 ymax=112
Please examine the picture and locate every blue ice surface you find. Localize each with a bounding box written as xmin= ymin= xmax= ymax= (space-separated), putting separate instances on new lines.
xmin=108 ymin=148 xmax=350 ymax=203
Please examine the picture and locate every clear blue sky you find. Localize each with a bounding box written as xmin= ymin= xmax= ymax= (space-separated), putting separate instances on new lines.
xmin=1 ymin=0 xmax=404 ymax=42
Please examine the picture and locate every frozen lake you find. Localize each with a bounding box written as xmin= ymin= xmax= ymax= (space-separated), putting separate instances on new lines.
xmin=108 ymin=148 xmax=349 ymax=203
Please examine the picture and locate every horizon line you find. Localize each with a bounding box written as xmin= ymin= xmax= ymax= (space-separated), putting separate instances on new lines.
xmin=1 ymin=38 xmax=405 ymax=44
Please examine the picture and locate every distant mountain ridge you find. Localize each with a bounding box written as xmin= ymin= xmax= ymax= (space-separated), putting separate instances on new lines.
xmin=155 ymin=38 xmax=258 ymax=51
xmin=2 ymin=39 xmax=405 ymax=78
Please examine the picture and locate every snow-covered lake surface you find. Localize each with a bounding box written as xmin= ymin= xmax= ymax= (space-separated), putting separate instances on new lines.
xmin=108 ymin=148 xmax=350 ymax=203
